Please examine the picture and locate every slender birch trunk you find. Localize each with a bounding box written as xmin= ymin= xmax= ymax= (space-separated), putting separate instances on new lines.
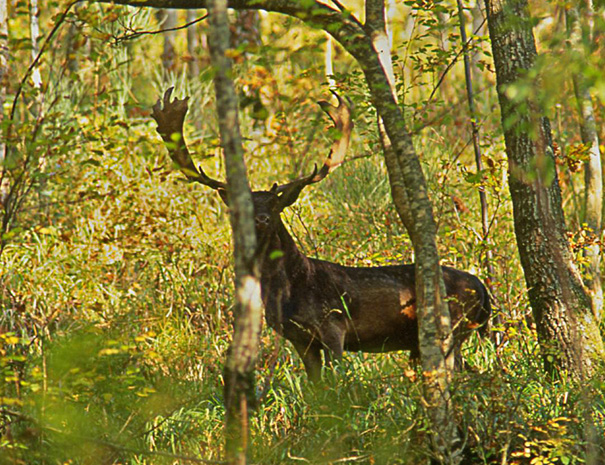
xmin=0 ymin=0 xmax=8 ymax=203
xmin=456 ymin=0 xmax=496 ymax=331
xmin=206 ymin=1 xmax=263 ymax=464
xmin=471 ymin=0 xmax=485 ymax=82
xmin=324 ymin=35 xmax=335 ymax=88
xmin=566 ymin=5 xmax=605 ymax=464
xmin=0 ymin=0 xmax=7 ymax=135
xmin=566 ymin=4 xmax=603 ymax=322
xmin=29 ymin=0 xmax=42 ymax=90
xmin=186 ymin=9 xmax=200 ymax=77
xmin=157 ymin=9 xmax=177 ymax=72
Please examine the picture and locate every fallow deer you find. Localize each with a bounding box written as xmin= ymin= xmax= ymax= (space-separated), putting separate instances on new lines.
xmin=151 ymin=88 xmax=491 ymax=381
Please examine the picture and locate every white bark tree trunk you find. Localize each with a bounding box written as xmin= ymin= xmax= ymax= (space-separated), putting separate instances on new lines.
xmin=566 ymin=4 xmax=603 ymax=322
xmin=0 ymin=0 xmax=9 ymax=202
xmin=324 ymin=35 xmax=335 ymax=88
xmin=29 ymin=0 xmax=42 ymax=90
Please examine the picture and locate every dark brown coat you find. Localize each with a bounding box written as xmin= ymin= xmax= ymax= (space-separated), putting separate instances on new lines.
xmin=252 ymin=190 xmax=491 ymax=381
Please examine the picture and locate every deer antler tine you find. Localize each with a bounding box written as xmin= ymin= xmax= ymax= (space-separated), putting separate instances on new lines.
xmin=274 ymin=164 xmax=318 ymax=195
xmin=274 ymin=91 xmax=352 ymax=200
xmin=318 ymin=91 xmax=353 ymax=131
xmin=163 ymin=86 xmax=174 ymax=105
xmin=329 ymin=89 xmax=354 ymax=112
xmin=152 ymin=88 xmax=227 ymax=191
xmin=329 ymin=88 xmax=343 ymax=106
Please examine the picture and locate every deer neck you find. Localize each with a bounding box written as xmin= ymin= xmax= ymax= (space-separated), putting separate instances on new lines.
xmin=259 ymin=219 xmax=311 ymax=283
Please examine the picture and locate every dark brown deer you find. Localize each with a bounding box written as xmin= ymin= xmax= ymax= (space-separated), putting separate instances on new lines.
xmin=152 ymin=88 xmax=491 ymax=382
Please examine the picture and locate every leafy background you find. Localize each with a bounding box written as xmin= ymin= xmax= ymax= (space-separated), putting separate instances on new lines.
xmin=1 ymin=1 xmax=604 ymax=463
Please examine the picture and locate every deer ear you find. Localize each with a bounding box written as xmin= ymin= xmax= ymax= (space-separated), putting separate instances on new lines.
xmin=218 ymin=188 xmax=229 ymax=205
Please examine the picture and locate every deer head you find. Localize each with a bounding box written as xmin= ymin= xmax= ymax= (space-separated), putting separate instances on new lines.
xmin=151 ymin=87 xmax=353 ymax=228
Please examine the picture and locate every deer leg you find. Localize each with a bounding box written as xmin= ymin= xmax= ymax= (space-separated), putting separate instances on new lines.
xmin=293 ymin=342 xmax=323 ymax=382
xmin=320 ymin=323 xmax=345 ymax=370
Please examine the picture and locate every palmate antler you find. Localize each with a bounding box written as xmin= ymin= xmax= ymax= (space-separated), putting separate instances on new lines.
xmin=274 ymin=91 xmax=353 ymax=196
xmin=152 ymin=88 xmax=353 ymax=196
xmin=152 ymin=87 xmax=226 ymax=190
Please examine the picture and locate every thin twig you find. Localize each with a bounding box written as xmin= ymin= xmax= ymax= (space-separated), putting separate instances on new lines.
xmin=1 ymin=0 xmax=80 ymax=255
xmin=111 ymin=13 xmax=208 ymax=45
xmin=6 ymin=0 xmax=80 ymax=150
xmin=420 ymin=17 xmax=487 ymax=114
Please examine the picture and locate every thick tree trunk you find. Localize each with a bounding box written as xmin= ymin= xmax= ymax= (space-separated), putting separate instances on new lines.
xmin=566 ymin=4 xmax=603 ymax=322
xmin=207 ymin=1 xmax=262 ymax=464
xmin=366 ymin=1 xmax=460 ymax=463
xmin=484 ymin=0 xmax=604 ymax=378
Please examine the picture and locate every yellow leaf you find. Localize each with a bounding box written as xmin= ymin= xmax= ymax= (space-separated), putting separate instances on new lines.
xmin=98 ymin=348 xmax=120 ymax=356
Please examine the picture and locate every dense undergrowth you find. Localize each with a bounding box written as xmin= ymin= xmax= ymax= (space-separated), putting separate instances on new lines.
xmin=1 ymin=2 xmax=604 ymax=464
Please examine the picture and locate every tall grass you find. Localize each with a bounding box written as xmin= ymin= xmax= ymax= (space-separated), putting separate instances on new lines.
xmin=1 ymin=4 xmax=603 ymax=464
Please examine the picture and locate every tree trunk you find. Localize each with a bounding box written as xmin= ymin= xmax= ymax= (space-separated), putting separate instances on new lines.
xmin=186 ymin=9 xmax=200 ymax=77
xmin=94 ymin=0 xmax=463 ymax=460
xmin=566 ymin=6 xmax=604 ymax=464
xmin=366 ymin=1 xmax=460 ymax=463
xmin=456 ymin=0 xmax=496 ymax=332
xmin=0 ymin=0 xmax=8 ymax=205
xmin=324 ymin=35 xmax=335 ymax=88
xmin=29 ymin=0 xmax=42 ymax=90
xmin=207 ymin=1 xmax=263 ymax=464
xmin=65 ymin=10 xmax=81 ymax=73
xmin=484 ymin=0 xmax=604 ymax=378
xmin=231 ymin=10 xmax=260 ymax=49
xmin=566 ymin=4 xmax=603 ymax=322
xmin=471 ymin=0 xmax=485 ymax=82
xmin=156 ymin=9 xmax=178 ymax=72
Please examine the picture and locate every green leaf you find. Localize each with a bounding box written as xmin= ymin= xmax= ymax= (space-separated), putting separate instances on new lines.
xmin=269 ymin=250 xmax=284 ymax=260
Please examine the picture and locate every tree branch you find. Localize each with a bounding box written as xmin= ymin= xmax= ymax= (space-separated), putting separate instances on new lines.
xmin=111 ymin=12 xmax=208 ymax=44
xmin=94 ymin=0 xmax=364 ymax=36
